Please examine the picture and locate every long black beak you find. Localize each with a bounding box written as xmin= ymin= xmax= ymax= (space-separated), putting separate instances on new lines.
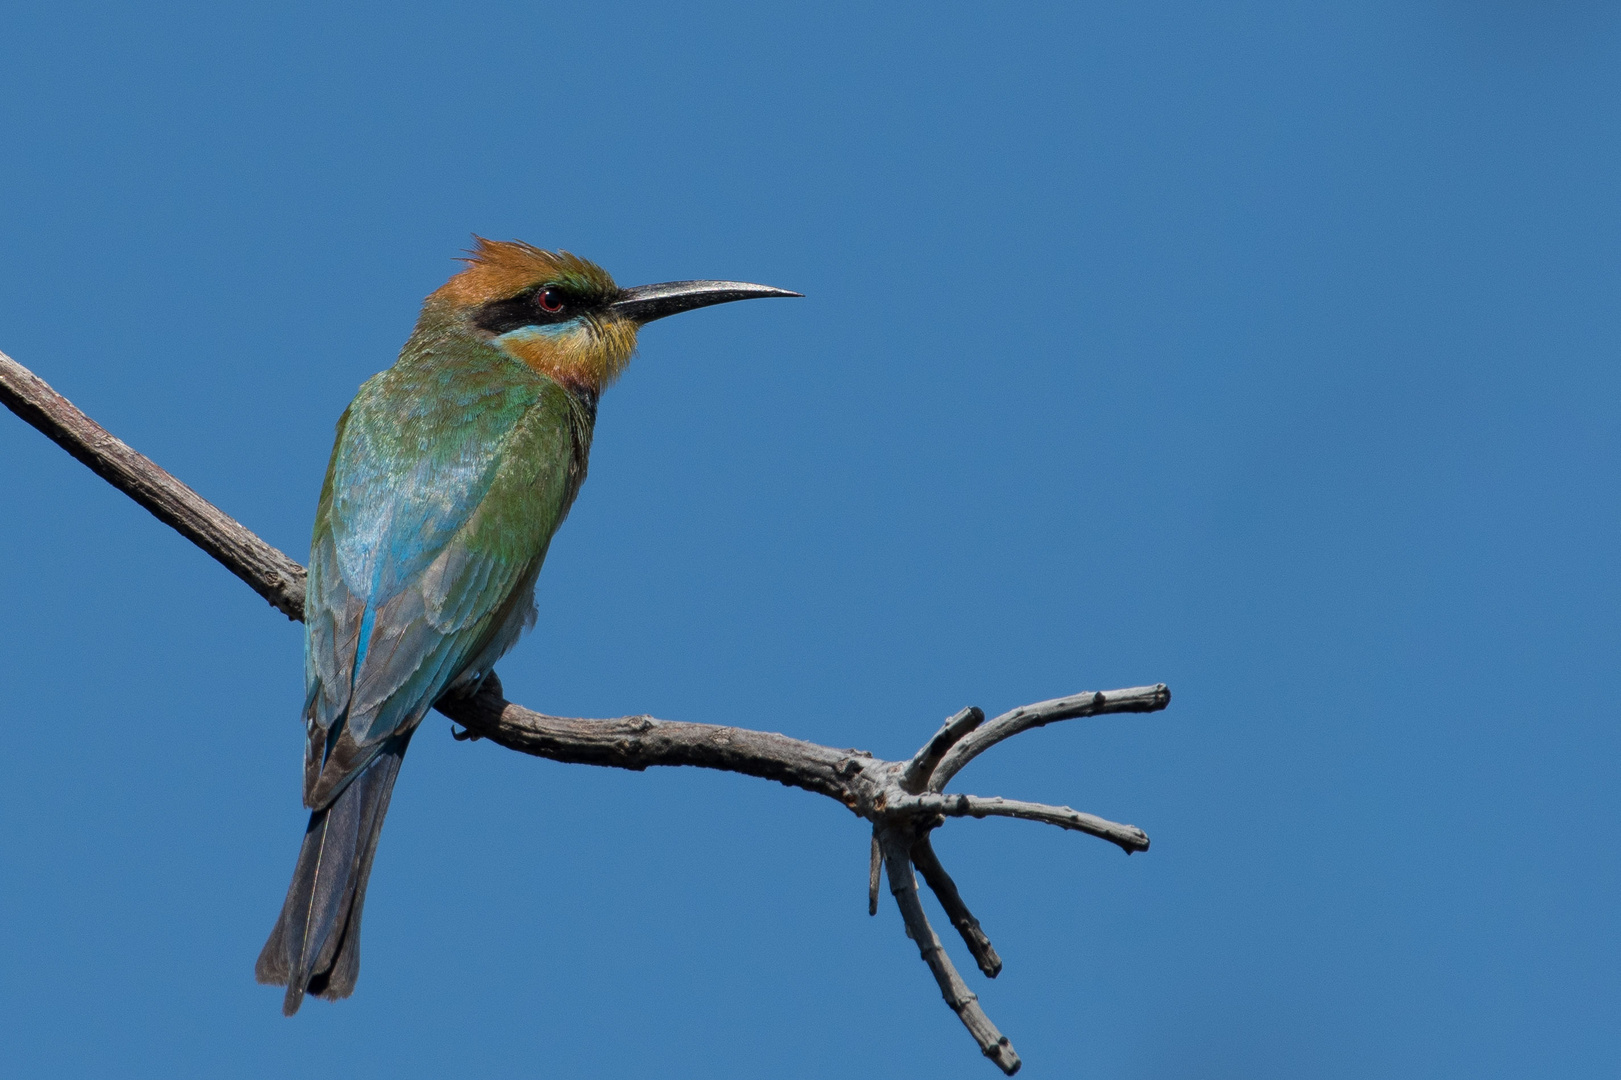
xmin=611 ymin=280 xmax=802 ymax=324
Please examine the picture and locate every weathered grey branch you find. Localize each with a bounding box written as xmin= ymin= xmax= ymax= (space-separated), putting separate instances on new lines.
xmin=900 ymin=706 xmax=983 ymax=794
xmin=879 ymin=821 xmax=1020 ymax=1073
xmin=868 ymin=835 xmax=882 ymax=916
xmin=0 ymin=349 xmax=307 ymax=619
xmin=929 ymin=685 xmax=1172 ymax=793
xmin=432 ymin=679 xmax=861 ymax=803
xmin=910 ymin=834 xmax=1002 ymax=978
xmin=2 ymin=348 xmax=1173 ymax=1076
xmin=921 ymin=794 xmax=1150 ymax=853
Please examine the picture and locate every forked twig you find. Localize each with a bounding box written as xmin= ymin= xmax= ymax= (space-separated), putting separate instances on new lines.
xmin=1 ymin=348 xmax=1172 ymax=1075
xmin=930 ymin=686 xmax=1171 ymax=793
xmin=900 ymin=706 xmax=984 ymax=793
xmin=879 ymin=821 xmax=1019 ymax=1073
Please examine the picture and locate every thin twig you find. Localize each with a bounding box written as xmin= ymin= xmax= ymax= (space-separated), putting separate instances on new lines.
xmin=878 ymin=823 xmax=1021 ymax=1074
xmin=915 ymin=794 xmax=1150 ymax=853
xmin=910 ymin=834 xmax=1002 ymax=978
xmin=928 ymin=684 xmax=1171 ymax=793
xmin=868 ymin=834 xmax=882 ymax=916
xmin=900 ymin=706 xmax=983 ymax=794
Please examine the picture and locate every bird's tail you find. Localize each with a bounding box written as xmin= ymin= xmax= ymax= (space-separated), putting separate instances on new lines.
xmin=255 ymin=730 xmax=414 ymax=1016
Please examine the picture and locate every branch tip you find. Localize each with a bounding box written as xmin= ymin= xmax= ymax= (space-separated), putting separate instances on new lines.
xmin=911 ymin=834 xmax=1003 ymax=978
xmin=878 ymin=825 xmax=1021 ymax=1074
xmin=924 ymin=794 xmax=1149 ymax=854
xmin=900 ymin=706 xmax=984 ymax=793
xmin=929 ymin=684 xmax=1172 ymax=793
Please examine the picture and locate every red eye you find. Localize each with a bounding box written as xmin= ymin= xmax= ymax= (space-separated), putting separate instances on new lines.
xmin=537 ymin=287 xmax=565 ymax=313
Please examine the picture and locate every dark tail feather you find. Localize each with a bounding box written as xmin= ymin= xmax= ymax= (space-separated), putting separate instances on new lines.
xmin=256 ymin=731 xmax=414 ymax=1015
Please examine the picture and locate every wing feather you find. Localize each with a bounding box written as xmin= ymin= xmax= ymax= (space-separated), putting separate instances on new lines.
xmin=300 ymin=346 xmax=586 ymax=808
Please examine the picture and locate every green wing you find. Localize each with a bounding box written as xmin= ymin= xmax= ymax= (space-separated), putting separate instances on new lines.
xmin=301 ymin=345 xmax=588 ymax=808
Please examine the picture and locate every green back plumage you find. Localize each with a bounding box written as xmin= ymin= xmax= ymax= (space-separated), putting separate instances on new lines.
xmin=301 ymin=316 xmax=592 ymax=808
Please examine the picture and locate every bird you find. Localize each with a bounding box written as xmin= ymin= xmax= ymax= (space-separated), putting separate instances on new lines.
xmin=255 ymin=238 xmax=798 ymax=1015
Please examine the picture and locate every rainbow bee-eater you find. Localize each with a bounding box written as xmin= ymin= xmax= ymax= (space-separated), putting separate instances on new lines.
xmin=256 ymin=238 xmax=798 ymax=1014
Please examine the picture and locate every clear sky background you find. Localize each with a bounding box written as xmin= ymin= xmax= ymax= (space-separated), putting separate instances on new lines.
xmin=2 ymin=3 xmax=1617 ymax=1077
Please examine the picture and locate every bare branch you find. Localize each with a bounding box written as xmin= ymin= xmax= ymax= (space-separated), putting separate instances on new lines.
xmin=2 ymin=347 xmax=1170 ymax=1075
xmin=900 ymin=706 xmax=983 ymax=794
xmin=0 ymin=349 xmax=307 ymax=619
xmin=915 ymin=794 xmax=1150 ymax=853
xmin=928 ymin=684 xmax=1171 ymax=793
xmin=910 ymin=834 xmax=1002 ymax=978
xmin=432 ymin=685 xmax=864 ymax=803
xmin=878 ymin=823 xmax=1021 ymax=1074
xmin=868 ymin=834 xmax=882 ymax=916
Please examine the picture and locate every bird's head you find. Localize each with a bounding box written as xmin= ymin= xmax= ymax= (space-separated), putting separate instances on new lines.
xmin=426 ymin=237 xmax=800 ymax=397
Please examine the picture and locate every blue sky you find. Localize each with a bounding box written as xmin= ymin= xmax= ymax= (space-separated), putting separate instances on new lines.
xmin=2 ymin=2 xmax=1618 ymax=1077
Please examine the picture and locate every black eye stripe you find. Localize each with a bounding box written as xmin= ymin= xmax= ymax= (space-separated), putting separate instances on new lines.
xmin=472 ymin=286 xmax=589 ymax=335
